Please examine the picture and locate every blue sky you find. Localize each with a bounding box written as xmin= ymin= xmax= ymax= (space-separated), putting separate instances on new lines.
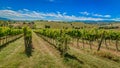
xmin=0 ymin=0 xmax=120 ymax=21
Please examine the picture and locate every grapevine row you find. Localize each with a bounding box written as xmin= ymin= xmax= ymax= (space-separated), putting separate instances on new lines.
xmin=35 ymin=28 xmax=120 ymax=52
xmin=0 ymin=27 xmax=23 ymax=47
xmin=35 ymin=29 xmax=71 ymax=56
xmin=23 ymin=27 xmax=33 ymax=57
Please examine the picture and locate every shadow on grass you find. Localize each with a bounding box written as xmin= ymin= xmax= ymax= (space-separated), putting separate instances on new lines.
xmin=64 ymin=53 xmax=84 ymax=64
xmin=0 ymin=36 xmax=22 ymax=51
xmin=35 ymin=33 xmax=84 ymax=64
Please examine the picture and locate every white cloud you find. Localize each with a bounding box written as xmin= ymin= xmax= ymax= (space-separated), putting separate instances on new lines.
xmin=0 ymin=9 xmax=108 ymax=21
xmin=0 ymin=9 xmax=44 ymax=20
xmin=80 ymin=11 xmax=90 ymax=15
xmin=2 ymin=7 xmax=12 ymax=9
xmin=103 ymin=15 xmax=111 ymax=18
xmin=111 ymin=18 xmax=120 ymax=21
xmin=23 ymin=9 xmax=29 ymax=11
xmin=6 ymin=7 xmax=12 ymax=9
xmin=80 ymin=11 xmax=111 ymax=18
xmin=92 ymin=14 xmax=111 ymax=18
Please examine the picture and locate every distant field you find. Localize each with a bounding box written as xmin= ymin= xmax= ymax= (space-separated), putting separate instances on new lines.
xmin=35 ymin=21 xmax=98 ymax=29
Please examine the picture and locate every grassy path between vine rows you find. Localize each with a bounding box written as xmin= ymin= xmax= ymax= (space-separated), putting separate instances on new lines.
xmin=71 ymin=41 xmax=120 ymax=56
xmin=0 ymin=33 xmax=69 ymax=68
xmin=0 ymin=37 xmax=25 ymax=67
xmin=68 ymin=40 xmax=120 ymax=68
xmin=69 ymin=46 xmax=120 ymax=68
xmin=21 ymin=32 xmax=69 ymax=68
xmin=35 ymin=33 xmax=120 ymax=68
xmin=0 ymin=32 xmax=120 ymax=68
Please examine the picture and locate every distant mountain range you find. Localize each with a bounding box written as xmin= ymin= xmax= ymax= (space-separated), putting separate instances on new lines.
xmin=0 ymin=17 xmax=10 ymax=20
xmin=0 ymin=17 xmax=120 ymax=24
xmin=70 ymin=20 xmax=120 ymax=24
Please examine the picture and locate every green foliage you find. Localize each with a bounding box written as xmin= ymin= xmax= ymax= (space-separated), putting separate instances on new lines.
xmin=23 ymin=27 xmax=32 ymax=57
xmin=0 ymin=27 xmax=23 ymax=37
xmin=35 ymin=28 xmax=120 ymax=51
xmin=35 ymin=29 xmax=71 ymax=56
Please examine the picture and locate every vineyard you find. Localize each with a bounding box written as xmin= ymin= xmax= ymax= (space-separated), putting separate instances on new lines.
xmin=0 ymin=22 xmax=120 ymax=68
xmin=0 ymin=27 xmax=23 ymax=49
xmin=35 ymin=28 xmax=120 ymax=51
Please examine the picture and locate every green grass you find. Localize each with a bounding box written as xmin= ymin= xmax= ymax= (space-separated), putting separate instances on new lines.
xmin=69 ymin=47 xmax=120 ymax=68
xmin=0 ymin=33 xmax=120 ymax=68
xmin=0 ymin=37 xmax=25 ymax=67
